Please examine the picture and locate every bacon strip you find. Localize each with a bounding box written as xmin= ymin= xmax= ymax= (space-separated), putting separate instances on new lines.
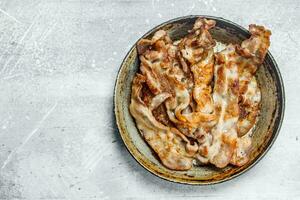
xmin=196 ymin=25 xmax=271 ymax=167
xmin=130 ymin=75 xmax=198 ymax=170
xmin=165 ymin=18 xmax=217 ymax=134
xmin=195 ymin=45 xmax=239 ymax=167
xmin=237 ymin=25 xmax=271 ymax=136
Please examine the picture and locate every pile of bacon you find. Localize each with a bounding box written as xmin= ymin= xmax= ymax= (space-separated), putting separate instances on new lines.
xmin=130 ymin=18 xmax=271 ymax=170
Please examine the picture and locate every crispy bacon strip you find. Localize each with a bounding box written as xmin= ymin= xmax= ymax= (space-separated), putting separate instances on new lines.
xmin=180 ymin=18 xmax=216 ymax=115
xmin=196 ymin=24 xmax=271 ymax=167
xmin=129 ymin=74 xmax=198 ymax=170
xmin=191 ymin=50 xmax=215 ymax=114
xmin=138 ymin=27 xmax=215 ymax=135
xmin=165 ymin=18 xmax=217 ymax=133
xmin=237 ymin=25 xmax=271 ymax=136
xmin=195 ymin=45 xmax=240 ymax=167
xmin=137 ymin=30 xmax=178 ymax=95
xmin=179 ymin=18 xmax=216 ymax=65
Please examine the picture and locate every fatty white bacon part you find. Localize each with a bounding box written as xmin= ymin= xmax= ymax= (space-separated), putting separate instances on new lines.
xmin=130 ymin=74 xmax=198 ymax=170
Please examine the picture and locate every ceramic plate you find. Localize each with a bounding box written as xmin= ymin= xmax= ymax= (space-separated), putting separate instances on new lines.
xmin=114 ymin=15 xmax=285 ymax=185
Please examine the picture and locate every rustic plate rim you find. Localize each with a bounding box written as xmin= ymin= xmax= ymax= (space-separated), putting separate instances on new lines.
xmin=113 ymin=15 xmax=285 ymax=185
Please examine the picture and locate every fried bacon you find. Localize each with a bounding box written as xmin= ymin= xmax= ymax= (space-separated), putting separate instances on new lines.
xmin=130 ymin=18 xmax=271 ymax=170
xmin=179 ymin=18 xmax=216 ymax=116
xmin=165 ymin=18 xmax=217 ymax=134
xmin=237 ymin=25 xmax=271 ymax=136
xmin=130 ymin=74 xmax=198 ymax=170
xmin=137 ymin=20 xmax=216 ymax=136
xmin=195 ymin=45 xmax=253 ymax=167
xmin=196 ymin=45 xmax=240 ymax=167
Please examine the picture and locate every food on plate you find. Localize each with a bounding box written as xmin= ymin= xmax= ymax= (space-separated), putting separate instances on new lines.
xmin=129 ymin=18 xmax=271 ymax=170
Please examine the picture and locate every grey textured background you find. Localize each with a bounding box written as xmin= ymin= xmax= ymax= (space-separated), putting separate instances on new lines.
xmin=0 ymin=0 xmax=299 ymax=199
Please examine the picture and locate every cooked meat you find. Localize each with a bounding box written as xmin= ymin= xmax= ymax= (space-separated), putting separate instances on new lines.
xmin=165 ymin=18 xmax=217 ymax=135
xmin=129 ymin=74 xmax=198 ymax=170
xmin=129 ymin=18 xmax=271 ymax=170
xmin=196 ymin=44 xmax=240 ymax=167
xmin=237 ymin=25 xmax=271 ymax=136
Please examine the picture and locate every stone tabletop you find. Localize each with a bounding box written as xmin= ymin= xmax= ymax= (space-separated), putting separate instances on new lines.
xmin=0 ymin=0 xmax=299 ymax=199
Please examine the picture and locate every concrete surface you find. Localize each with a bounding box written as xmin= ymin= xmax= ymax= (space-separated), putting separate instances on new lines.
xmin=0 ymin=0 xmax=299 ymax=199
